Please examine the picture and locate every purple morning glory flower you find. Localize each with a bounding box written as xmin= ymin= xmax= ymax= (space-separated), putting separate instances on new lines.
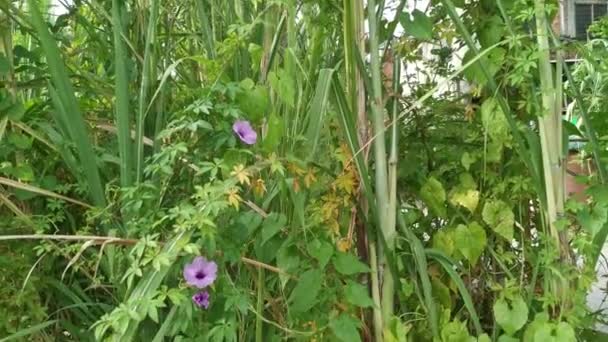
xmin=183 ymin=256 xmax=217 ymax=288
xmin=192 ymin=291 xmax=210 ymax=309
xmin=233 ymin=120 xmax=257 ymax=145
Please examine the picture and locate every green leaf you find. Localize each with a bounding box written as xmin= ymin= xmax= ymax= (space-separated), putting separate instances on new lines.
xmin=479 ymin=16 xmax=504 ymax=48
xmin=554 ymin=322 xmax=576 ymax=341
xmin=463 ymin=48 xmax=505 ymax=85
xmin=481 ymin=98 xmax=510 ymax=144
xmin=461 ymin=152 xmax=476 ymax=170
xmin=8 ymin=132 xmax=33 ymax=150
xmin=432 ymin=229 xmax=455 ymax=257
xmin=329 ymin=314 xmax=361 ymax=342
xmin=237 ymin=84 xmax=269 ymax=123
xmin=523 ymin=312 xmax=550 ymax=342
xmin=344 ymin=281 xmax=374 ymax=308
xmin=0 ymin=54 xmax=9 ymax=75
xmin=497 ymin=335 xmax=519 ymax=342
xmin=400 ymin=10 xmax=433 ymax=40
xmin=261 ymin=212 xmax=287 ymax=245
xmin=262 ymin=113 xmax=284 ymax=151
xmin=531 ymin=321 xmax=575 ymax=342
xmin=482 ymin=199 xmax=514 ymax=241
xmin=333 ymin=252 xmax=370 ymax=275
xmin=454 ymin=222 xmax=486 ymax=265
xmin=421 ymin=177 xmax=447 ymax=217
xmin=119 ymin=231 xmax=192 ymax=340
xmin=440 ymin=320 xmax=473 ymax=342
xmin=493 ymin=295 xmax=528 ymax=335
xmin=254 ymin=234 xmax=283 ymax=263
xmin=384 ymin=316 xmax=410 ymax=342
xmin=431 ymin=277 xmax=451 ymax=310
xmin=277 ymin=243 xmax=300 ymax=288
xmin=9 ymin=103 xmax=25 ymax=121
xmin=477 ymin=334 xmax=491 ymax=342
xmin=268 ymin=70 xmax=295 ymax=107
xmin=307 ymin=239 xmax=334 ymax=268
xmin=578 ymin=204 xmax=608 ymax=237
xmin=288 ymin=269 xmax=323 ymax=314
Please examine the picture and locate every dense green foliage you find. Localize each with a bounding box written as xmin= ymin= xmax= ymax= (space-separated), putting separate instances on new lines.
xmin=1 ymin=0 xmax=608 ymax=341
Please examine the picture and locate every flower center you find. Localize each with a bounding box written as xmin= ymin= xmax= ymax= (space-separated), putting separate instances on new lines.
xmin=195 ymin=271 xmax=206 ymax=279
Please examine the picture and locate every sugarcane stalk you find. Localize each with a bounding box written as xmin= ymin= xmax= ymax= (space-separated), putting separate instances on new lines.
xmin=367 ymin=0 xmax=395 ymax=333
xmin=534 ymin=0 xmax=570 ymax=306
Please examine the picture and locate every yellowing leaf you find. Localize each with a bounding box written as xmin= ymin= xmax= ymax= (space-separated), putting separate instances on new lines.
xmin=304 ymin=168 xmax=317 ymax=188
xmin=227 ymin=188 xmax=242 ymax=209
xmin=287 ymin=162 xmax=306 ymax=176
xmin=328 ymin=219 xmax=340 ymax=235
xmin=337 ymin=238 xmax=352 ymax=252
xmin=268 ymin=153 xmax=285 ymax=175
xmin=230 ymin=164 xmax=251 ymax=185
xmin=482 ymin=200 xmax=514 ymax=241
xmin=335 ymin=172 xmax=356 ymax=194
xmin=252 ymin=178 xmax=267 ymax=197
xmin=449 ymin=189 xmax=480 ymax=212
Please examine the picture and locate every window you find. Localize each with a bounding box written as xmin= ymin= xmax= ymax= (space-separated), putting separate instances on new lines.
xmin=572 ymin=1 xmax=608 ymax=38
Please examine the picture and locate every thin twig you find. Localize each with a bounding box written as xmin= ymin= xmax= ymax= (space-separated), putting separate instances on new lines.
xmin=0 ymin=234 xmax=291 ymax=277
xmin=247 ymin=305 xmax=315 ymax=336
xmin=0 ymin=177 xmax=93 ymax=208
xmin=0 ymin=234 xmax=137 ymax=244
xmin=244 ymin=200 xmax=269 ymax=218
xmin=241 ymin=256 xmax=292 ymax=277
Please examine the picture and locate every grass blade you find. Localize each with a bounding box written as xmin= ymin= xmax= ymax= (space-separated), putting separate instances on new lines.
xmin=112 ymin=0 xmax=133 ymax=187
xmin=397 ymin=212 xmax=439 ymax=338
xmin=0 ymin=191 xmax=36 ymax=227
xmin=304 ymin=68 xmax=334 ymax=158
xmin=135 ymin=0 xmax=160 ymax=183
xmin=0 ymin=320 xmax=58 ymax=342
xmin=425 ymin=249 xmax=483 ymax=335
xmin=27 ymin=0 xmax=105 ymax=206
xmin=195 ymin=0 xmax=216 ymax=59
xmin=151 ymin=305 xmax=178 ymax=342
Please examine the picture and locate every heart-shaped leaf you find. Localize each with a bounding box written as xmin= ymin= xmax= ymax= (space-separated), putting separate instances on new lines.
xmin=482 ymin=199 xmax=514 ymax=241
xmin=493 ymin=295 xmax=528 ymax=335
xmin=400 ymin=10 xmax=433 ymax=40
xmin=454 ymin=222 xmax=487 ymax=265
